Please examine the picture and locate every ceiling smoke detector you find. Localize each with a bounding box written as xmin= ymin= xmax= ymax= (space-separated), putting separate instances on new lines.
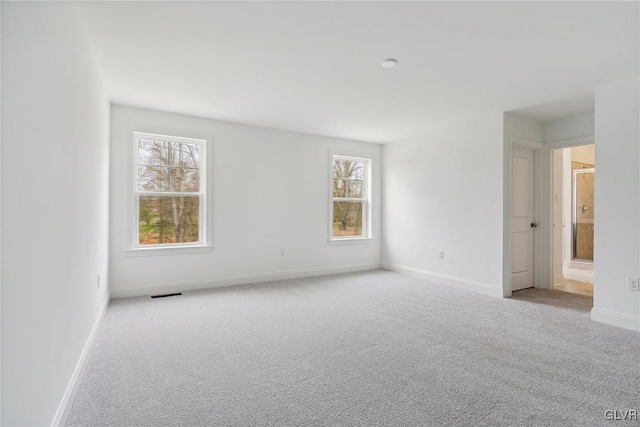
xmin=381 ymin=59 xmax=398 ymax=68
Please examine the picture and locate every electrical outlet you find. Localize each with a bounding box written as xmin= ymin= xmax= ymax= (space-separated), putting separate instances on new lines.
xmin=627 ymin=277 xmax=639 ymax=291
xmin=97 ymin=274 xmax=101 ymax=289
xmin=280 ymin=248 xmax=285 ymax=257
xmin=437 ymin=250 xmax=444 ymax=260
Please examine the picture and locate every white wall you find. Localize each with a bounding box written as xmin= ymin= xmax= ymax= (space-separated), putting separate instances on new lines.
xmin=504 ymin=113 xmax=544 ymax=142
xmin=570 ymin=144 xmax=595 ymax=165
xmin=543 ymin=112 xmax=595 ymax=142
xmin=382 ymin=114 xmax=505 ymax=296
xmin=592 ymin=76 xmax=640 ymax=331
xmin=109 ymin=105 xmax=381 ymax=297
xmin=1 ymin=3 xmax=110 ymax=425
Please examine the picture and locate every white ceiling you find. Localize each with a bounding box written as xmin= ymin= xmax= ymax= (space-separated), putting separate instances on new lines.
xmin=78 ymin=2 xmax=639 ymax=143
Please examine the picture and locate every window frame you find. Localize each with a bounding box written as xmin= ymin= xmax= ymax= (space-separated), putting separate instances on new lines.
xmin=130 ymin=131 xmax=209 ymax=253
xmin=329 ymin=154 xmax=374 ymax=244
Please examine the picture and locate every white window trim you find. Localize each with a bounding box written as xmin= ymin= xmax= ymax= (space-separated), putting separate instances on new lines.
xmin=127 ymin=132 xmax=212 ymax=256
xmin=329 ymin=153 xmax=374 ymax=244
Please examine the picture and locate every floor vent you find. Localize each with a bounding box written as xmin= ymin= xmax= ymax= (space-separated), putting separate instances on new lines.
xmin=150 ymin=292 xmax=182 ymax=299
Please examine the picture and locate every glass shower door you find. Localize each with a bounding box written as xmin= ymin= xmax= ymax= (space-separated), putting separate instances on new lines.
xmin=573 ymin=169 xmax=595 ymax=261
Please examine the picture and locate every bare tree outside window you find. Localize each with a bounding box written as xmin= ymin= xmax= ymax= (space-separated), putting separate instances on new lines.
xmin=332 ymin=156 xmax=369 ymax=238
xmin=135 ymin=134 xmax=205 ymax=246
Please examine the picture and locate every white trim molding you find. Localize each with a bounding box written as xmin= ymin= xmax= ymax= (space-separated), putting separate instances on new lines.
xmin=125 ymin=244 xmax=213 ymax=257
xmin=544 ymin=134 xmax=594 ymax=147
xmin=111 ymin=263 xmax=381 ymax=299
xmin=510 ymin=136 xmax=543 ymax=151
xmin=591 ymin=308 xmax=640 ymax=332
xmin=52 ymin=292 xmax=111 ymax=426
xmin=382 ymin=263 xmax=503 ymax=298
xmin=327 ymin=237 xmax=376 ymax=246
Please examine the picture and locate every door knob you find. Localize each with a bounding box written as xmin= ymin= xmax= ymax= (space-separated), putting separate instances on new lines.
xmin=531 ymin=222 xmax=538 ymax=228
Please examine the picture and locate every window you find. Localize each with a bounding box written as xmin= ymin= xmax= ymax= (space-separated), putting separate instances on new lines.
xmin=134 ymin=132 xmax=206 ymax=248
xmin=331 ymin=155 xmax=372 ymax=240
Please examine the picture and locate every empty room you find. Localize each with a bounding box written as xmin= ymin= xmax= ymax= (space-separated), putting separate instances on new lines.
xmin=2 ymin=1 xmax=639 ymax=426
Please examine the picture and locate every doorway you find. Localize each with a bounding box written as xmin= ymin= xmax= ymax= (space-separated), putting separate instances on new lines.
xmin=551 ymin=144 xmax=594 ymax=297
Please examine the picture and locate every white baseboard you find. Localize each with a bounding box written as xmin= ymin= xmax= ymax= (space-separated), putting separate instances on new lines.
xmin=52 ymin=292 xmax=111 ymax=427
xmin=591 ymin=308 xmax=640 ymax=332
xmin=568 ymin=260 xmax=594 ymax=271
xmin=563 ymin=267 xmax=594 ymax=283
xmin=111 ymin=263 xmax=381 ymax=299
xmin=381 ymin=263 xmax=503 ymax=298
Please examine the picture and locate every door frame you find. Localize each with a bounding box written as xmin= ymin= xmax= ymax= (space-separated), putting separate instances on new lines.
xmin=543 ymin=135 xmax=595 ymax=291
xmin=504 ymin=137 xmax=543 ymax=296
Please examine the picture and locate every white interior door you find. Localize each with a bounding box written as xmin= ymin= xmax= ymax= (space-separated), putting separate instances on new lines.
xmin=511 ymin=146 xmax=535 ymax=291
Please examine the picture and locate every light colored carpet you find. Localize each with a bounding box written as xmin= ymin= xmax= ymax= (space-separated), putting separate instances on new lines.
xmin=66 ymin=270 xmax=640 ymax=426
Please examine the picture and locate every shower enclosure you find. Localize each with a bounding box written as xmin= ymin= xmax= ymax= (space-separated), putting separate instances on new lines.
xmin=573 ymin=168 xmax=594 ymax=261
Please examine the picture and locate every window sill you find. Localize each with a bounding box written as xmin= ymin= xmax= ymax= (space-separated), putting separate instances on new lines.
xmin=125 ymin=245 xmax=213 ymax=257
xmin=328 ymin=237 xmax=376 ymax=246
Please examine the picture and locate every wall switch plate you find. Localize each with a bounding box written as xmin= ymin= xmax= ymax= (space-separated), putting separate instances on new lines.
xmin=627 ymin=277 xmax=639 ymax=291
xmin=280 ymin=248 xmax=285 ymax=257
xmin=437 ymin=250 xmax=444 ymax=260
